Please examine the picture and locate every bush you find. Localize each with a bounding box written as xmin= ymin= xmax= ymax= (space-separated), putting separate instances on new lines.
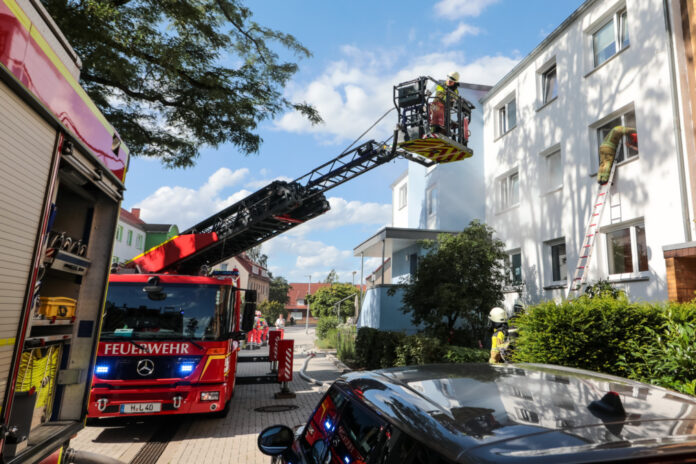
xmin=355 ymin=328 xmax=381 ymax=370
xmin=443 ymin=345 xmax=489 ymax=363
xmin=315 ymin=328 xmax=337 ymax=350
xmin=394 ymin=334 xmax=445 ymax=366
xmin=336 ymin=325 xmax=357 ymax=364
xmin=316 ymin=316 xmax=339 ymax=339
xmin=510 ymin=295 xmax=663 ymax=376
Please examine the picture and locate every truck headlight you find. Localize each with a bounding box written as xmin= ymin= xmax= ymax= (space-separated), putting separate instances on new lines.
xmin=200 ymin=391 xmax=219 ymax=401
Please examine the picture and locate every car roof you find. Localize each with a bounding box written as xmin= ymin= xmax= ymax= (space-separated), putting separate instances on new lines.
xmin=336 ymin=363 xmax=696 ymax=463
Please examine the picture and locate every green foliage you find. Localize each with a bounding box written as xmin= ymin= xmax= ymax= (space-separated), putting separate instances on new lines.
xmin=257 ymin=300 xmax=285 ymax=324
xmin=42 ymin=0 xmax=321 ymax=167
xmin=393 ymin=220 xmax=507 ymax=342
xmin=584 ymin=279 xmax=624 ymax=299
xmin=394 ymin=335 xmax=444 ymax=366
xmin=355 ymin=328 xmax=382 ymax=370
xmin=315 ymin=329 xmax=337 ymax=350
xmin=316 ymin=316 xmax=339 ymax=339
xmin=616 ymin=302 xmax=696 ymax=395
xmin=511 ymin=295 xmax=663 ymax=376
xmin=443 ymin=346 xmax=489 ymax=363
xmin=309 ymin=283 xmax=358 ymax=320
xmin=336 ymin=326 xmax=357 ymax=364
xmin=269 ymin=276 xmax=291 ymax=305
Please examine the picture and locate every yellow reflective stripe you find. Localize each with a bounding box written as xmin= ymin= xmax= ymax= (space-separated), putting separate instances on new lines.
xmin=199 ymin=354 xmax=226 ymax=379
xmin=3 ymin=0 xmax=115 ymax=135
xmin=125 ymin=235 xmax=181 ymax=264
xmin=0 ymin=337 xmax=16 ymax=346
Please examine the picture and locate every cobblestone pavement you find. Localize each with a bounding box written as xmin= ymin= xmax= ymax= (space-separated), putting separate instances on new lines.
xmin=71 ymin=326 xmax=345 ymax=463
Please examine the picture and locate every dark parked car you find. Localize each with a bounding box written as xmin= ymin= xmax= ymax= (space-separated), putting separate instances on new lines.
xmin=258 ymin=363 xmax=696 ymax=463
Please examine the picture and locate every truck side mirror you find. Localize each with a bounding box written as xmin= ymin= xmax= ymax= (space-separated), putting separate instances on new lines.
xmin=241 ymin=289 xmax=256 ymax=332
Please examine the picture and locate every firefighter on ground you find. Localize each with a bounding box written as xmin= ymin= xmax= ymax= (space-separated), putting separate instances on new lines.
xmin=488 ymin=306 xmax=509 ymax=364
xmin=598 ymin=126 xmax=638 ymax=184
xmin=430 ymin=71 xmax=460 ymax=134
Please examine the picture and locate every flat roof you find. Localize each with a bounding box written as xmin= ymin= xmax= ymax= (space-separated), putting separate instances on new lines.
xmin=353 ymin=227 xmax=458 ymax=257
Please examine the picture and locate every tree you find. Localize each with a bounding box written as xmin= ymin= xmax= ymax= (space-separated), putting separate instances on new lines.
xmin=309 ymin=283 xmax=358 ymax=320
xmin=246 ymin=246 xmax=268 ymax=268
xmin=269 ymin=276 xmax=291 ymax=305
xmin=394 ymin=220 xmax=507 ymax=345
xmin=41 ymin=0 xmax=322 ymax=168
xmin=258 ymin=300 xmax=285 ymax=324
xmin=324 ymin=269 xmax=339 ymax=284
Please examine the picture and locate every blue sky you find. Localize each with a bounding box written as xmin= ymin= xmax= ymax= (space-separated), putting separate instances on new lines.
xmin=124 ymin=0 xmax=582 ymax=284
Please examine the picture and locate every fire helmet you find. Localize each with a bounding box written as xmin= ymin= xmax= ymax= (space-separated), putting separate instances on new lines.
xmin=447 ymin=71 xmax=460 ymax=81
xmin=488 ymin=307 xmax=507 ymax=323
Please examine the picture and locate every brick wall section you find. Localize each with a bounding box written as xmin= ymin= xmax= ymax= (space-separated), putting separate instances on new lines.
xmin=664 ymin=253 xmax=696 ymax=302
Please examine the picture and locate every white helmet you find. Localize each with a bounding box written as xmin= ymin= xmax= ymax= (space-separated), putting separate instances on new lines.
xmin=488 ymin=307 xmax=507 ymax=323
xmin=447 ymin=71 xmax=460 ymax=81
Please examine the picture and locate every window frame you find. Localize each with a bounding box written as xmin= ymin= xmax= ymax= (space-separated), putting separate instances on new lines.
xmin=497 ymin=96 xmax=517 ymax=137
xmin=507 ymin=250 xmax=522 ymax=286
xmin=541 ymin=64 xmax=557 ymax=105
xmin=602 ymin=220 xmax=649 ymax=279
xmin=135 ymin=234 xmax=143 ymax=250
xmin=426 ymin=187 xmax=438 ymax=217
xmin=126 ymin=229 xmax=133 ymax=246
xmin=398 ymin=184 xmax=407 ymax=210
xmin=592 ymin=7 xmax=630 ymax=68
xmin=592 ymin=108 xmax=638 ymax=172
xmin=116 ymin=225 xmax=123 ymax=242
xmin=497 ymin=169 xmax=520 ymax=212
xmin=545 ymin=238 xmax=567 ymax=285
xmin=541 ymin=146 xmax=563 ymax=193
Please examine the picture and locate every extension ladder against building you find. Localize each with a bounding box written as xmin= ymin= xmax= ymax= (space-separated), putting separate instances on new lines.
xmin=567 ymin=161 xmax=618 ymax=299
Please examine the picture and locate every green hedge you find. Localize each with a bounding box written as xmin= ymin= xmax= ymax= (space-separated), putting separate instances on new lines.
xmin=512 ymin=296 xmax=696 ymax=395
xmin=354 ymin=327 xmax=488 ymax=369
xmin=316 ymin=316 xmax=339 ymax=339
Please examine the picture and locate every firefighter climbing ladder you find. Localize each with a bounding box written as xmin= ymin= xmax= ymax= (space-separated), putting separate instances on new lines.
xmin=566 ymin=160 xmax=618 ymax=299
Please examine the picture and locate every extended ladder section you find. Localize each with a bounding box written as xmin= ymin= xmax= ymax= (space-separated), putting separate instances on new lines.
xmin=567 ymin=161 xmax=618 ymax=298
xmin=125 ymin=76 xmax=477 ymax=275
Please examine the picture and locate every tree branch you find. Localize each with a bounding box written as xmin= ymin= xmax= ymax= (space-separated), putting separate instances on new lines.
xmin=215 ymin=0 xmax=269 ymax=66
xmin=83 ymin=72 xmax=181 ymax=107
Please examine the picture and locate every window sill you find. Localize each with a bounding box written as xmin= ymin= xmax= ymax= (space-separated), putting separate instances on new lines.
xmin=503 ymin=285 xmax=524 ymax=294
xmin=535 ymin=97 xmax=557 ymax=113
xmin=606 ymin=273 xmax=650 ymax=283
xmin=495 ymin=204 xmax=520 ymax=215
xmin=589 ymin=154 xmax=639 ymax=177
xmin=543 ymin=282 xmax=567 ymax=290
xmin=494 ymin=125 xmax=518 ymax=142
xmin=584 ymin=45 xmax=630 ymax=79
xmin=542 ymin=186 xmax=563 ymax=196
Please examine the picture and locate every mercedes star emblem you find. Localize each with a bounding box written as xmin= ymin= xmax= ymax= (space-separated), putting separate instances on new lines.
xmin=136 ymin=359 xmax=155 ymax=376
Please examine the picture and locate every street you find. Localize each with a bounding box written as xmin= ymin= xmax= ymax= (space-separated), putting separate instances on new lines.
xmin=71 ymin=326 xmax=344 ymax=463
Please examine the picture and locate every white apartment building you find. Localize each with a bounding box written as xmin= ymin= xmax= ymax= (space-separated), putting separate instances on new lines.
xmin=112 ymin=208 xmax=147 ymax=264
xmin=482 ymin=0 xmax=693 ymax=308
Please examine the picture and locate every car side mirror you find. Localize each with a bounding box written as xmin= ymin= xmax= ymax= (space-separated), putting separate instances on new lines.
xmin=257 ymin=425 xmax=294 ymax=456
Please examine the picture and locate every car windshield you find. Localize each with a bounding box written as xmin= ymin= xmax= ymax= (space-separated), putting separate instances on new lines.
xmin=102 ymin=283 xmax=230 ymax=341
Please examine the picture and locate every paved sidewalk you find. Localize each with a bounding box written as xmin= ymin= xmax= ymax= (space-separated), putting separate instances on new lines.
xmin=70 ymin=326 xmax=344 ymax=464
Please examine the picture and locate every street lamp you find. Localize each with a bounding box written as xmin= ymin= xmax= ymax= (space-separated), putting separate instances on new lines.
xmin=352 ymin=270 xmax=356 ymax=286
xmin=305 ymin=274 xmax=311 ymax=334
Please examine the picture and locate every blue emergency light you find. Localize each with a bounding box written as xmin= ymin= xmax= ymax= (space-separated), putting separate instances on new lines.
xmin=179 ymin=363 xmax=195 ymax=374
xmin=95 ymin=364 xmax=110 ymax=375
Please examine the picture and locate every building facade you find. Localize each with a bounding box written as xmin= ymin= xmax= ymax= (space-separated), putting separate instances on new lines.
xmin=112 ymin=208 xmax=147 ymax=264
xmin=216 ymin=253 xmax=270 ymax=303
xmin=482 ymin=0 xmax=695 ymax=309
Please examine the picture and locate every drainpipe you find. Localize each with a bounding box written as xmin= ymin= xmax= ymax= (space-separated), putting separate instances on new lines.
xmin=663 ymin=0 xmax=692 ymax=242
xmin=381 ymin=240 xmax=386 ymax=285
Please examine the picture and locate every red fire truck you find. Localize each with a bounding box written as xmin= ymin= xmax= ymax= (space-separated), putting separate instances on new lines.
xmin=87 ymin=75 xmax=476 ymax=420
xmin=0 ymin=0 xmax=129 ymax=462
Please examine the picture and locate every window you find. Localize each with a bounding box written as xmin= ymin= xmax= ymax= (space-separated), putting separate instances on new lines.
xmin=596 ymin=109 xmax=638 ymax=166
xmin=498 ymin=98 xmax=516 ymax=135
xmin=116 ymin=225 xmax=123 ymax=242
xmin=297 ymin=299 xmax=305 ymax=306
xmin=220 ymin=264 xmax=228 ymax=271
xmin=135 ymin=234 xmax=143 ymax=250
xmin=111 ymin=256 xmax=119 ymax=264
xmin=547 ymin=240 xmax=567 ymax=282
xmin=398 ymin=184 xmax=407 ymax=210
xmin=427 ymin=188 xmax=438 ymax=216
xmin=508 ymin=251 xmax=522 ymax=285
xmin=498 ymin=170 xmax=520 ymax=210
xmin=126 ymin=230 xmax=133 ymax=246
xmin=606 ymin=222 xmax=648 ymax=275
xmin=542 ymin=65 xmax=557 ymax=104
xmin=593 ymin=8 xmax=629 ymax=67
xmin=544 ymin=149 xmax=562 ymax=192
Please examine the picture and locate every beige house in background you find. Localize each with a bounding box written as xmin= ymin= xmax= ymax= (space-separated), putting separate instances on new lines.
xmin=215 ymin=253 xmax=270 ymax=303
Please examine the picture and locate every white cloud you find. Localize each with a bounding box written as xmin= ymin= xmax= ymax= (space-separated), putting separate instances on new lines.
xmin=442 ymin=23 xmax=481 ymax=45
xmin=135 ymin=167 xmax=249 ymax=228
xmin=285 ymin=197 xmax=390 ymax=237
xmin=244 ymin=176 xmax=293 ymax=190
xmin=434 ymin=0 xmax=499 ymax=19
xmin=274 ymin=49 xmax=518 ymax=142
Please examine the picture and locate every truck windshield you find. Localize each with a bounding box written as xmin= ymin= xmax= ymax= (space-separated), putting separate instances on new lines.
xmin=102 ymin=283 xmax=230 ymax=341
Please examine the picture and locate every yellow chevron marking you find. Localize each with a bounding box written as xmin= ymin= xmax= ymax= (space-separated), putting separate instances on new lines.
xmin=398 ymin=137 xmax=473 ymax=163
